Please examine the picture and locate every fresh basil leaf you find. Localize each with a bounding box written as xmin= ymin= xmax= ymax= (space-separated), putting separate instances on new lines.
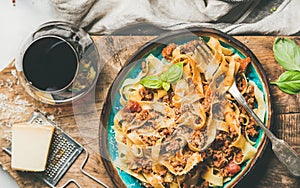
xmin=273 ymin=38 xmax=300 ymax=71
xmin=140 ymin=62 xmax=183 ymax=90
xmin=271 ymin=70 xmax=300 ymax=94
xmin=160 ymin=73 xmax=167 ymax=82
xmin=162 ymin=82 xmax=170 ymax=91
xmin=140 ymin=75 xmax=162 ymax=89
xmin=163 ymin=62 xmax=183 ymax=83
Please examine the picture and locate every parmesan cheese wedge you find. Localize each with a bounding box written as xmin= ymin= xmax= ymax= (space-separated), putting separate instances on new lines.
xmin=11 ymin=123 xmax=55 ymax=172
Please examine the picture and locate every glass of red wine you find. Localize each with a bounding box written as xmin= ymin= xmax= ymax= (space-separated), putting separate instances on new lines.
xmin=15 ymin=21 xmax=101 ymax=105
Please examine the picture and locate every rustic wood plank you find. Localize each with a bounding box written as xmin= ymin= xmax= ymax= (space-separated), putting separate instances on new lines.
xmin=0 ymin=36 xmax=299 ymax=188
xmin=274 ymin=113 xmax=300 ymax=146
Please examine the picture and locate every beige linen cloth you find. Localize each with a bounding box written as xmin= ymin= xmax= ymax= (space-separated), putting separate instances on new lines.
xmin=50 ymin=0 xmax=299 ymax=35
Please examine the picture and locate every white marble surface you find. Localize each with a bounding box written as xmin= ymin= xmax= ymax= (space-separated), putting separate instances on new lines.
xmin=0 ymin=1 xmax=56 ymax=187
xmin=0 ymin=0 xmax=56 ymax=71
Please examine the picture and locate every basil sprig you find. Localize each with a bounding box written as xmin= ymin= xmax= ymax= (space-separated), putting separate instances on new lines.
xmin=140 ymin=62 xmax=183 ymax=91
xmin=271 ymin=38 xmax=300 ymax=94
xmin=271 ymin=71 xmax=300 ymax=94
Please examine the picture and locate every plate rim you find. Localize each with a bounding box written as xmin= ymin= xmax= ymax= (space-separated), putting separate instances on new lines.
xmin=99 ymin=27 xmax=273 ymax=188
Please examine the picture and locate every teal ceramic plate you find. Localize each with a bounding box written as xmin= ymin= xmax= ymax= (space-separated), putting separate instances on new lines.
xmin=99 ymin=28 xmax=272 ymax=188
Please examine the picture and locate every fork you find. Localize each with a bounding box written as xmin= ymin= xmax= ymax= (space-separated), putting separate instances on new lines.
xmin=229 ymin=81 xmax=300 ymax=177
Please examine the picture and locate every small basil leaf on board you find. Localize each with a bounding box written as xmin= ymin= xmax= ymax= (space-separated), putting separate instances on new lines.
xmin=140 ymin=75 xmax=162 ymax=89
xmin=271 ymin=71 xmax=300 ymax=94
xmin=273 ymin=38 xmax=300 ymax=71
xmin=162 ymin=82 xmax=170 ymax=91
xmin=163 ymin=62 xmax=184 ymax=83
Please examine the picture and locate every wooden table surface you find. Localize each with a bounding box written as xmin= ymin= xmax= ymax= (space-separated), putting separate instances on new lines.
xmin=0 ymin=36 xmax=299 ymax=188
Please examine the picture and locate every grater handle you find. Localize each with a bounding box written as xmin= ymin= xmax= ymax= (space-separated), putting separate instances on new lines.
xmin=80 ymin=148 xmax=110 ymax=188
xmin=61 ymin=179 xmax=81 ymax=188
xmin=60 ymin=148 xmax=109 ymax=188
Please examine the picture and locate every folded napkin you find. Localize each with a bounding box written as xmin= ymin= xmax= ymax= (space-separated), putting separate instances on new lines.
xmin=50 ymin=0 xmax=299 ymax=35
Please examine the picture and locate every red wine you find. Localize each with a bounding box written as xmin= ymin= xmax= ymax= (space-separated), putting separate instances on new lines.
xmin=23 ymin=36 xmax=78 ymax=91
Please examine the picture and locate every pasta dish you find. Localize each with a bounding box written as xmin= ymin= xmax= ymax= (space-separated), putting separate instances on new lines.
xmin=112 ymin=37 xmax=266 ymax=187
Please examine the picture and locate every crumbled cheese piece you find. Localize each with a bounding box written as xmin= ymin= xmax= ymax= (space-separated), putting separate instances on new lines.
xmin=6 ymin=79 xmax=13 ymax=91
xmin=14 ymin=96 xmax=31 ymax=106
xmin=0 ymin=93 xmax=8 ymax=100
xmin=47 ymin=115 xmax=55 ymax=121
xmin=11 ymin=69 xmax=17 ymax=78
xmin=0 ymin=80 xmax=4 ymax=87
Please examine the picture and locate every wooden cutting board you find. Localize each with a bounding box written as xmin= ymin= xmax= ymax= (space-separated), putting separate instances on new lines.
xmin=0 ymin=36 xmax=299 ymax=188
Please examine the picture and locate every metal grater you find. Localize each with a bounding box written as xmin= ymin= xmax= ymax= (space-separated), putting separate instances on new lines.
xmin=3 ymin=111 xmax=108 ymax=188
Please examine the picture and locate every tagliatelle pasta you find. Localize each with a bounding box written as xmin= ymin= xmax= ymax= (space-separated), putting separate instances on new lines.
xmin=113 ymin=37 xmax=266 ymax=187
